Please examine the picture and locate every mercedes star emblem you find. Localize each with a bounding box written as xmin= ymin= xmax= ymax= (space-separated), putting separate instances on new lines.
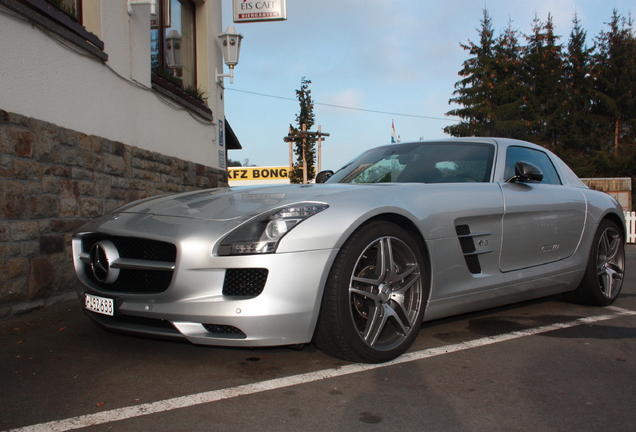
xmin=89 ymin=240 xmax=120 ymax=283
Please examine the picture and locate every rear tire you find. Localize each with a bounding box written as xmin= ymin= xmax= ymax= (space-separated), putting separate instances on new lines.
xmin=563 ymin=219 xmax=625 ymax=306
xmin=313 ymin=221 xmax=429 ymax=363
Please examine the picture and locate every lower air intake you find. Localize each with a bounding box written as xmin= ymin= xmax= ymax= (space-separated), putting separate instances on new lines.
xmin=202 ymin=324 xmax=247 ymax=339
xmin=223 ymin=268 xmax=268 ymax=297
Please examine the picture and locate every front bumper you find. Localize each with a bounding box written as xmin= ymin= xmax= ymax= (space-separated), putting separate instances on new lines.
xmin=73 ymin=227 xmax=338 ymax=347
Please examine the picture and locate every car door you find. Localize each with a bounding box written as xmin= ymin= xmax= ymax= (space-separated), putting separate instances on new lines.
xmin=499 ymin=146 xmax=586 ymax=272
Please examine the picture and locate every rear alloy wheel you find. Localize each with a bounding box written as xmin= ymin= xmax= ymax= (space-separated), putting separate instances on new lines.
xmin=314 ymin=221 xmax=428 ymax=363
xmin=564 ymin=219 xmax=625 ymax=306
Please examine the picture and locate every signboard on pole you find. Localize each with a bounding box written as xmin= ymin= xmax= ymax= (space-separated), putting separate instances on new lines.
xmin=233 ymin=0 xmax=287 ymax=23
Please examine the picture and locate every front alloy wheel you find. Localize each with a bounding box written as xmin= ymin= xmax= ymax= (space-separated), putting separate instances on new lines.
xmin=314 ymin=221 xmax=428 ymax=363
xmin=349 ymin=236 xmax=423 ymax=352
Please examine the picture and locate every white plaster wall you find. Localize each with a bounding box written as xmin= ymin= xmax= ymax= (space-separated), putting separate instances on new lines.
xmin=0 ymin=0 xmax=226 ymax=168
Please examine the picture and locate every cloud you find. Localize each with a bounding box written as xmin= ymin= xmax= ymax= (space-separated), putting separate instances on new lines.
xmin=322 ymin=88 xmax=365 ymax=110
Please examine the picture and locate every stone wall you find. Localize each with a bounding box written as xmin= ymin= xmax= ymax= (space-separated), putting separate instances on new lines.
xmin=0 ymin=110 xmax=228 ymax=318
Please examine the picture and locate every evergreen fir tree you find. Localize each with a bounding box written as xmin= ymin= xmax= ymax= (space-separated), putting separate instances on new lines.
xmin=593 ymin=10 xmax=636 ymax=156
xmin=561 ymin=14 xmax=598 ymax=157
xmin=490 ymin=20 xmax=528 ymax=138
xmin=522 ymin=14 xmax=566 ymax=146
xmin=445 ymin=9 xmax=498 ymax=136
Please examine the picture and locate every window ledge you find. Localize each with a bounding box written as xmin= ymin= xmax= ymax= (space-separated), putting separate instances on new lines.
xmin=0 ymin=0 xmax=107 ymax=61
xmin=151 ymin=73 xmax=213 ymax=122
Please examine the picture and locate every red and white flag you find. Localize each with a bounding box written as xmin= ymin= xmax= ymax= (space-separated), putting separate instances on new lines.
xmin=391 ymin=120 xmax=398 ymax=143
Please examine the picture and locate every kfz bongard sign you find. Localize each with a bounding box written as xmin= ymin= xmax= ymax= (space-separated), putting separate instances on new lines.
xmin=233 ymin=0 xmax=287 ymax=23
xmin=228 ymin=167 xmax=290 ymax=186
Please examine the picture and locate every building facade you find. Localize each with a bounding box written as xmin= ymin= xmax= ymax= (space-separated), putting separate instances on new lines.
xmin=0 ymin=0 xmax=240 ymax=317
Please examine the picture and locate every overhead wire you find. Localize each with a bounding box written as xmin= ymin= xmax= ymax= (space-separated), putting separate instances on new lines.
xmin=226 ymin=88 xmax=460 ymax=122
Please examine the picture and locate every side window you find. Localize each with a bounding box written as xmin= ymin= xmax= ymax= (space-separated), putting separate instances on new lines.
xmin=505 ymin=146 xmax=562 ymax=185
xmin=152 ymin=0 xmax=197 ymax=91
xmin=398 ymin=143 xmax=493 ymax=183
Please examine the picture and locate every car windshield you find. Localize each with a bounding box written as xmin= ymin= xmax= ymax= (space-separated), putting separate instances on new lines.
xmin=327 ymin=141 xmax=495 ymax=184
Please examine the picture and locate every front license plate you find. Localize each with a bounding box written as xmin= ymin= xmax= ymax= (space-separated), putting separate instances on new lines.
xmin=84 ymin=294 xmax=114 ymax=316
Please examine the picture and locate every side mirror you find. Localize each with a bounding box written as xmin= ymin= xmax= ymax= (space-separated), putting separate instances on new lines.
xmin=315 ymin=170 xmax=334 ymax=184
xmin=507 ymin=161 xmax=543 ymax=183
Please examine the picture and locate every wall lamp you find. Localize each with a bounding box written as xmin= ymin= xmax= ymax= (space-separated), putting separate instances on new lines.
xmin=216 ymin=26 xmax=244 ymax=85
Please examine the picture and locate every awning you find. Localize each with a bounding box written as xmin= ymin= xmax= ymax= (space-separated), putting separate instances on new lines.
xmin=225 ymin=119 xmax=242 ymax=150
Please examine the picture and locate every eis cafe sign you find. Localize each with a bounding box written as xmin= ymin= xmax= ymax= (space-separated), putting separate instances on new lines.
xmin=233 ymin=0 xmax=287 ymax=23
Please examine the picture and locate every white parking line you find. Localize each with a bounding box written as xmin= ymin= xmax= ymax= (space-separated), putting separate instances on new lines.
xmin=7 ymin=307 xmax=636 ymax=432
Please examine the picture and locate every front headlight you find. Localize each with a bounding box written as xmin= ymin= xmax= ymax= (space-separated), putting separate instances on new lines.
xmin=218 ymin=203 xmax=329 ymax=255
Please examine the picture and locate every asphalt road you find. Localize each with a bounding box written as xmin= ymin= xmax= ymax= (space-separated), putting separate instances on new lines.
xmin=1 ymin=246 xmax=635 ymax=432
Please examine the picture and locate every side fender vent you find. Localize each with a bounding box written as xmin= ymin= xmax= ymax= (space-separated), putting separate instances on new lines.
xmin=455 ymin=225 xmax=492 ymax=274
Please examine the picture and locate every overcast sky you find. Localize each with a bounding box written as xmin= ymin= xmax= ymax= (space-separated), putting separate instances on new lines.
xmin=221 ymin=0 xmax=635 ymax=170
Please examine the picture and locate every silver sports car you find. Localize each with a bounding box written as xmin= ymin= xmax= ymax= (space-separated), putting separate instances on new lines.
xmin=73 ymin=138 xmax=626 ymax=363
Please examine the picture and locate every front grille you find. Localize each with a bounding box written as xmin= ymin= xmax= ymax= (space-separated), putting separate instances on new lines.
xmin=82 ymin=234 xmax=176 ymax=293
xmin=223 ymin=268 xmax=268 ymax=297
xmin=82 ymin=235 xmax=176 ymax=262
xmin=202 ymin=324 xmax=247 ymax=339
xmin=83 ymin=266 xmax=175 ymax=293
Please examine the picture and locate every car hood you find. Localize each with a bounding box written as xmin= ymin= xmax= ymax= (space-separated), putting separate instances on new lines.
xmin=113 ymin=184 xmax=380 ymax=222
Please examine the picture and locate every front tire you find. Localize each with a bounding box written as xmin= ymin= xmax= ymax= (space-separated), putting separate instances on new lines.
xmin=563 ymin=219 xmax=625 ymax=306
xmin=313 ymin=221 xmax=429 ymax=363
